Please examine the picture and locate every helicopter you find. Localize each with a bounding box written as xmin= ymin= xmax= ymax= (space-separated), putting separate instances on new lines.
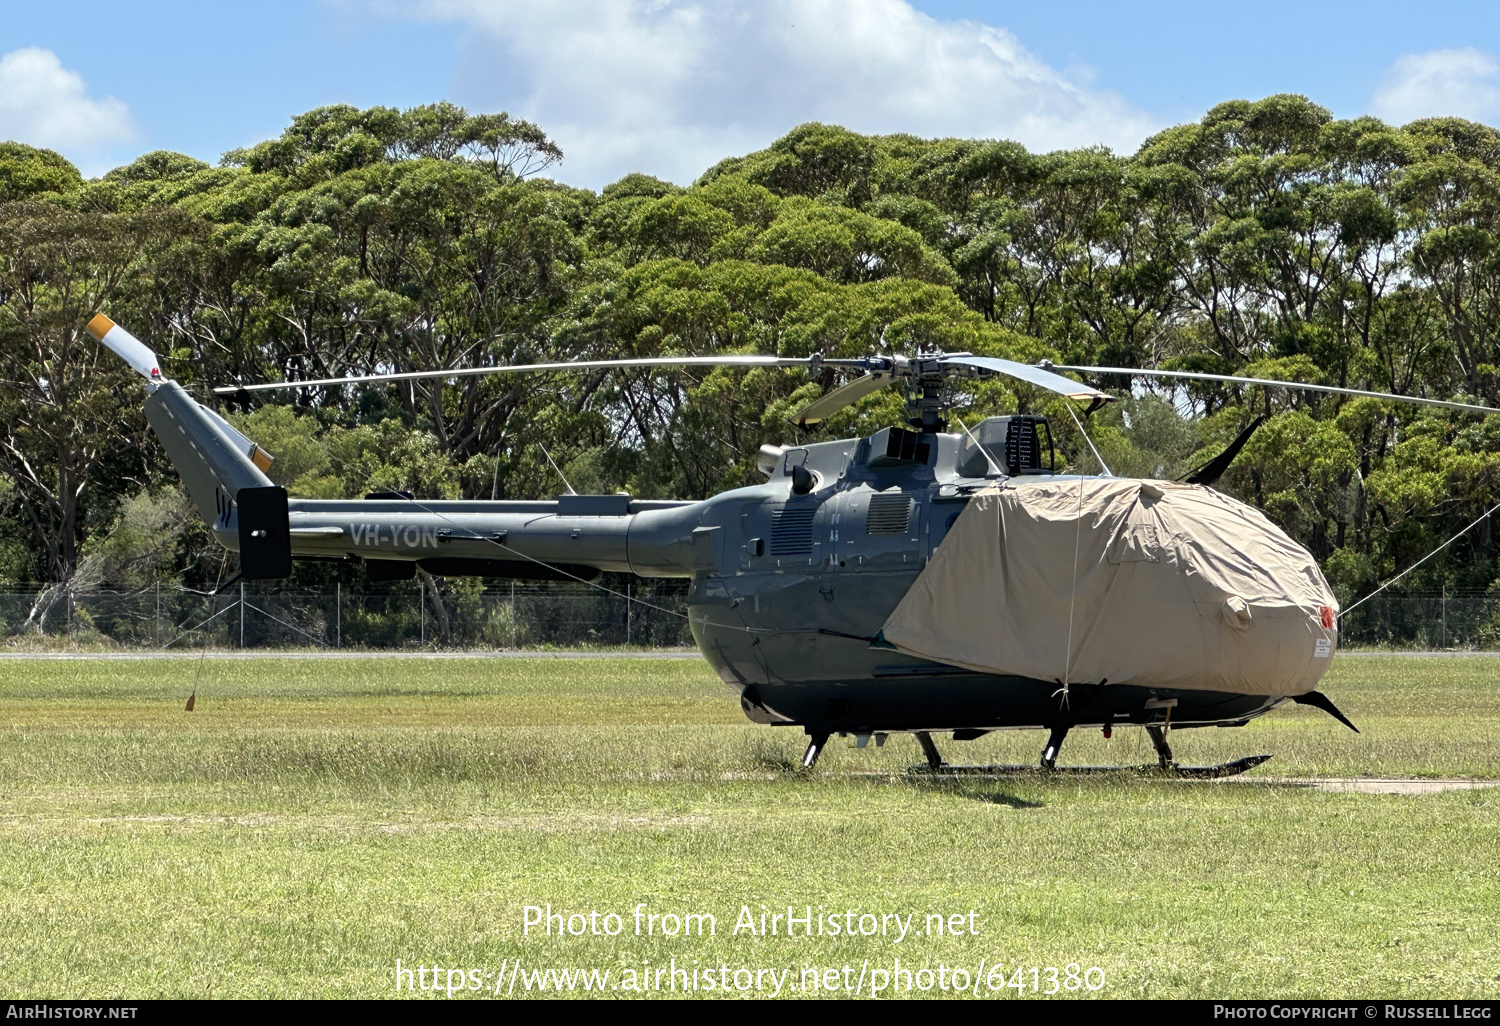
xmin=83 ymin=313 xmax=1500 ymax=776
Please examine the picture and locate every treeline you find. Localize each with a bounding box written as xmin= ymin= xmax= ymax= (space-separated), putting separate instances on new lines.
xmin=3 ymin=94 xmax=1500 ymax=622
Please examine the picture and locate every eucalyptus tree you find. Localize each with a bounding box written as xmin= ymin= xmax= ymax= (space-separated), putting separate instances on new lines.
xmin=0 ymin=198 xmax=193 ymax=592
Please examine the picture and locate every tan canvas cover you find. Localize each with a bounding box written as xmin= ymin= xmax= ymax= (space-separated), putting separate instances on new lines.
xmin=882 ymin=479 xmax=1338 ymax=695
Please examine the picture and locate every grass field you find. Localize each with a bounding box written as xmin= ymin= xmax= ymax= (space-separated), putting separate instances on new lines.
xmin=0 ymin=653 xmax=1497 ymax=1000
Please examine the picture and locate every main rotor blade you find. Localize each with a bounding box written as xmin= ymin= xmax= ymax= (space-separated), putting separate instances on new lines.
xmin=85 ymin=314 xmax=161 ymax=381
xmin=940 ymin=355 xmax=1113 ymax=401
xmin=213 ymin=354 xmax=840 ymax=395
xmin=790 ymin=371 xmax=895 ymax=427
xmin=1049 ymin=363 xmax=1500 ymax=416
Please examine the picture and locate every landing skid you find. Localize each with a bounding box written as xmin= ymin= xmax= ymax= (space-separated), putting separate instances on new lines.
xmin=907 ymin=754 xmax=1272 ymax=780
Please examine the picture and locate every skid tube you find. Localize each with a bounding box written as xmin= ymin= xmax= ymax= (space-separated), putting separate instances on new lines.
xmin=907 ymin=755 xmax=1273 ymax=780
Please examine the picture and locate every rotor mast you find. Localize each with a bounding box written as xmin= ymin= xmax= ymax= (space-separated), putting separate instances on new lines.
xmin=905 ymin=357 xmax=951 ymax=432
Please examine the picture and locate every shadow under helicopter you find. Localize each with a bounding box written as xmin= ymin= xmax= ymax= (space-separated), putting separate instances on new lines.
xmin=738 ymin=672 xmax=1283 ymax=776
xmin=899 ymin=779 xmax=1047 ymax=809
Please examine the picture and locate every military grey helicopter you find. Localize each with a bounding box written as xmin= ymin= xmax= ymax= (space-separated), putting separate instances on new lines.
xmin=86 ymin=313 xmax=1500 ymax=775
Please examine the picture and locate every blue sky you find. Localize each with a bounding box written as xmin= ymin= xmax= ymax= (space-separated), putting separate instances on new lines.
xmin=3 ymin=1 xmax=1498 ymax=189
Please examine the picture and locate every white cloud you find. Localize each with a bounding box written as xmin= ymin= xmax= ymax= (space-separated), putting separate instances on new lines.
xmin=1369 ymin=47 xmax=1500 ymax=126
xmin=0 ymin=47 xmax=134 ymax=157
xmin=411 ymin=0 xmax=1161 ymax=189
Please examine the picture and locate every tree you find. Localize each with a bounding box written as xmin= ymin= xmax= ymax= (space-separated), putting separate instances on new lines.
xmin=0 ymin=202 xmax=193 ymax=581
xmin=9 ymin=99 xmax=1500 ymax=639
xmin=0 ymin=143 xmax=84 ymax=202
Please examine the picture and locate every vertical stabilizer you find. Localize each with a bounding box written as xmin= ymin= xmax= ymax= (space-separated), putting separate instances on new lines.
xmin=142 ymin=380 xmax=273 ymax=531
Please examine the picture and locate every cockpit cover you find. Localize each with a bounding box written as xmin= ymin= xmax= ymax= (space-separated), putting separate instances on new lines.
xmin=881 ymin=479 xmax=1338 ymax=695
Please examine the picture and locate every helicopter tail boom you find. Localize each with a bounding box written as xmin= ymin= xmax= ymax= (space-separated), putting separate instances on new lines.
xmin=275 ymin=495 xmax=705 ymax=581
xmin=143 ymin=385 xmax=708 ymax=580
xmin=139 ymin=384 xmax=708 ymax=579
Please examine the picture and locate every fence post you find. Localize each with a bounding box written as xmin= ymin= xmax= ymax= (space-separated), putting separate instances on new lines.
xmin=1442 ymin=586 xmax=1447 ymax=650
xmin=155 ymin=581 xmax=160 ymax=647
xmin=420 ymin=587 xmax=426 ymax=647
xmin=626 ymin=582 xmax=632 ymax=646
xmin=510 ymin=581 xmax=516 ymax=650
xmin=336 ymin=582 xmax=342 ymax=649
xmin=239 ymin=581 xmax=245 ymax=649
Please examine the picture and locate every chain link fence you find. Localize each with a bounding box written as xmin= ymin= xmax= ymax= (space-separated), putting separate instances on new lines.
xmin=1336 ymin=593 xmax=1500 ymax=650
xmin=0 ymin=579 xmax=693 ymax=650
xmin=0 ymin=583 xmax=1495 ymax=651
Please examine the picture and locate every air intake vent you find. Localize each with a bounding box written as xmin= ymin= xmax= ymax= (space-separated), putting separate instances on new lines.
xmin=770 ymin=504 xmax=817 ymax=555
xmin=1005 ymin=417 xmax=1043 ymax=475
xmin=867 ymin=492 xmax=913 ymax=535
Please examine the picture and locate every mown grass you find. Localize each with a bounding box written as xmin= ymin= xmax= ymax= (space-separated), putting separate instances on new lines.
xmin=0 ymin=654 xmax=1496 ymax=999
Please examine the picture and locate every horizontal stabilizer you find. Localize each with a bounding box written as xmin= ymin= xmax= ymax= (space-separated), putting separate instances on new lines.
xmin=237 ymin=486 xmax=292 ymax=580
